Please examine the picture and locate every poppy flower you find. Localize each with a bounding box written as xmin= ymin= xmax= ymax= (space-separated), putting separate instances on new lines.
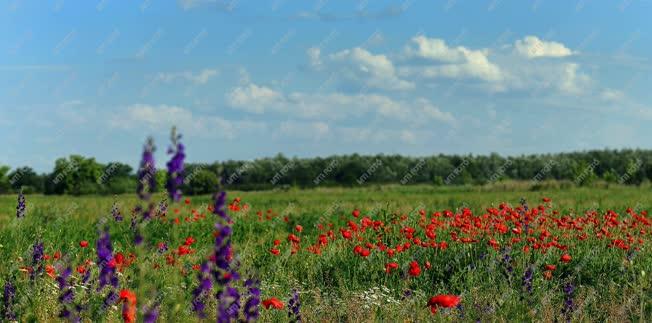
xmin=385 ymin=262 xmax=399 ymax=273
xmin=184 ymin=236 xmax=196 ymax=246
xmin=352 ymin=209 xmax=360 ymax=218
xmin=184 ymin=198 xmax=191 ymax=205
xmin=273 ymin=239 xmax=281 ymax=246
xmin=341 ymin=230 xmax=353 ymax=240
xmin=408 ymin=261 xmax=421 ymax=277
xmin=427 ymin=295 xmax=460 ymax=313
xmin=560 ymin=254 xmax=572 ymax=263
xmin=262 ymin=297 xmax=284 ymax=310
xmin=545 ymin=264 xmax=556 ymax=271
xmin=270 ymin=248 xmax=280 ymax=255
xmin=78 ymin=240 xmax=89 ymax=248
xmin=119 ymin=289 xmax=137 ymax=323
xmin=295 ymin=225 xmax=303 ymax=233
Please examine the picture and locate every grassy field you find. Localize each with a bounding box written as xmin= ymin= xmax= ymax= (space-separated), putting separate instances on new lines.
xmin=1 ymin=185 xmax=651 ymax=322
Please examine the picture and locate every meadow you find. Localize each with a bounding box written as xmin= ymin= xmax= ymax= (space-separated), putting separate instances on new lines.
xmin=1 ymin=185 xmax=651 ymax=322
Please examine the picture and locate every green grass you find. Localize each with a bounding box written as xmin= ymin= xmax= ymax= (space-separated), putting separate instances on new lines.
xmin=1 ymin=185 xmax=651 ymax=322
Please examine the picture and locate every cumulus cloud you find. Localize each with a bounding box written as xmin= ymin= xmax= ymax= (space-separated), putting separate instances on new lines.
xmin=328 ymin=47 xmax=415 ymax=91
xmin=402 ymin=36 xmax=503 ymax=82
xmin=514 ymin=36 xmax=574 ymax=58
xmin=226 ymin=83 xmax=284 ymax=113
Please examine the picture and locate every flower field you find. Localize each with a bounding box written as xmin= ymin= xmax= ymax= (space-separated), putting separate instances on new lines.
xmin=1 ymin=185 xmax=651 ymax=322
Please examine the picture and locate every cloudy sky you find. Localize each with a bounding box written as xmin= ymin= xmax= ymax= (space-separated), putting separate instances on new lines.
xmin=1 ymin=0 xmax=650 ymax=172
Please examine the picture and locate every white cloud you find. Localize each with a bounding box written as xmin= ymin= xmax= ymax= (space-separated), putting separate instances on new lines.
xmin=225 ymin=80 xmax=455 ymax=125
xmin=558 ymin=63 xmax=591 ymax=94
xmin=226 ymin=83 xmax=283 ymax=113
xmin=600 ymin=89 xmax=624 ymax=101
xmin=109 ymin=104 xmax=264 ymax=139
xmin=514 ymin=36 xmax=574 ymax=58
xmin=154 ymin=68 xmax=218 ymax=85
xmin=278 ymin=121 xmax=330 ymax=140
xmin=402 ymin=36 xmax=503 ymax=82
xmin=328 ymin=47 xmax=415 ymax=91
xmin=307 ymin=47 xmax=323 ymax=70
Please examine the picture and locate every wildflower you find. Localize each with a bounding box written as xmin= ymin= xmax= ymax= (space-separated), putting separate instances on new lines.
xmin=16 ymin=191 xmax=26 ymax=218
xmin=56 ymin=267 xmax=79 ymax=321
xmin=270 ymin=248 xmax=280 ymax=256
xmin=408 ymin=261 xmax=421 ymax=277
xmin=137 ymin=137 xmax=156 ymax=201
xmin=2 ymin=280 xmax=16 ymax=321
xmin=385 ymin=262 xmax=399 ymax=273
xmin=562 ymin=282 xmax=574 ymax=322
xmin=522 ymin=266 xmax=533 ymax=294
xmin=427 ymin=295 xmax=461 ymax=314
xmin=560 ymin=254 xmax=572 ymax=263
xmin=97 ymin=228 xmax=118 ymax=291
xmin=545 ymin=264 xmax=556 ymax=271
xmin=165 ymin=127 xmax=185 ymax=202
xmin=287 ymin=289 xmax=301 ymax=322
xmin=352 ymin=209 xmax=360 ymax=218
xmin=213 ymin=191 xmax=229 ymax=221
xmin=30 ymin=242 xmax=44 ymax=280
xmin=143 ymin=301 xmax=160 ymax=323
xmin=119 ymin=289 xmax=137 ymax=323
xmin=191 ymin=262 xmax=213 ymax=318
xmin=111 ymin=201 xmax=123 ymax=221
xmin=243 ymin=279 xmax=261 ymax=322
xmin=262 ymin=298 xmax=284 ymax=310
xmin=295 ymin=225 xmax=303 ymax=233
xmin=79 ymin=241 xmax=88 ymax=248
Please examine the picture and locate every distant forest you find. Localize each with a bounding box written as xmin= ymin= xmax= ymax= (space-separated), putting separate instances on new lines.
xmin=0 ymin=149 xmax=650 ymax=195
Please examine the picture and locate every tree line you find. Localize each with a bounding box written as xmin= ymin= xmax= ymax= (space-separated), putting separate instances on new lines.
xmin=0 ymin=149 xmax=650 ymax=195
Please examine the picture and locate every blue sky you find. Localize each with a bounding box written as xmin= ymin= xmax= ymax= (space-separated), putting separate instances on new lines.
xmin=1 ymin=0 xmax=651 ymax=172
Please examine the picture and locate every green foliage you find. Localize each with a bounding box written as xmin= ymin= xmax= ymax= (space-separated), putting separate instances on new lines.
xmin=6 ymin=149 xmax=652 ymax=195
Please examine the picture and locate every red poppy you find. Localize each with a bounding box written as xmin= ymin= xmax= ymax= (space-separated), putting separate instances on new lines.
xmin=184 ymin=198 xmax=191 ymax=205
xmin=76 ymin=265 xmax=86 ymax=274
xmin=560 ymin=254 xmax=572 ymax=263
xmin=119 ymin=289 xmax=137 ymax=323
xmin=295 ymin=225 xmax=303 ymax=233
xmin=45 ymin=265 xmax=57 ymax=279
xmin=273 ymin=239 xmax=281 ymax=246
xmin=427 ymin=295 xmax=460 ymax=313
xmin=262 ymin=297 xmax=285 ymax=310
xmin=184 ymin=236 xmax=196 ymax=246
xmin=545 ymin=264 xmax=556 ymax=271
xmin=341 ymin=230 xmax=353 ymax=240
xmin=408 ymin=261 xmax=421 ymax=277
xmin=385 ymin=262 xmax=399 ymax=273
xmin=270 ymin=248 xmax=280 ymax=255
xmin=352 ymin=209 xmax=360 ymax=218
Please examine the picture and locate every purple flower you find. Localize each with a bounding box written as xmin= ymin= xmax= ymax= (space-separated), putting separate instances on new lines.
xmin=243 ymin=279 xmax=261 ymax=322
xmin=57 ymin=267 xmax=80 ymax=322
xmin=287 ymin=289 xmax=301 ymax=323
xmin=137 ymin=137 xmax=156 ymax=201
xmin=562 ymin=281 xmax=575 ymax=322
xmin=143 ymin=302 xmax=160 ymax=323
xmin=96 ymin=228 xmax=118 ymax=291
xmin=111 ymin=201 xmax=123 ymax=222
xmin=522 ymin=266 xmax=533 ymax=294
xmin=16 ymin=192 xmax=26 ymax=218
xmin=30 ymin=242 xmax=44 ymax=280
xmin=212 ymin=202 xmax=241 ymax=322
xmin=165 ymin=127 xmax=185 ymax=202
xmin=213 ymin=191 xmax=229 ymax=221
xmin=2 ymin=280 xmax=16 ymax=321
xmin=191 ymin=262 xmax=213 ymax=319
